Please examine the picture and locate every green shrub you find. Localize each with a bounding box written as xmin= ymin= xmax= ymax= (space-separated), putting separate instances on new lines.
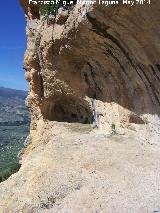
xmin=0 ymin=163 xmax=21 ymax=183
xmin=41 ymin=2 xmax=58 ymax=17
xmin=41 ymin=0 xmax=77 ymax=17
xmin=111 ymin=123 xmax=116 ymax=135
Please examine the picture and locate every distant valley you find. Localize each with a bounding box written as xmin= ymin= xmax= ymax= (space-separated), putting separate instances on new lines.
xmin=0 ymin=87 xmax=30 ymax=178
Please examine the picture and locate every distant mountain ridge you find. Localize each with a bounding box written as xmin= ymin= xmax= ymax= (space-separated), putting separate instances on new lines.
xmin=0 ymin=87 xmax=28 ymax=99
xmin=0 ymin=87 xmax=29 ymax=125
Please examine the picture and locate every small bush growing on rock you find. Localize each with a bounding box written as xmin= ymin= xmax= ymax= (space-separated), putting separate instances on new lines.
xmin=41 ymin=2 xmax=58 ymax=16
xmin=111 ymin=123 xmax=116 ymax=135
xmin=41 ymin=0 xmax=77 ymax=17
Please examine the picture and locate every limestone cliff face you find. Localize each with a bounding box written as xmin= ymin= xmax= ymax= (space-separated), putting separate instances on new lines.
xmin=20 ymin=0 xmax=160 ymax=131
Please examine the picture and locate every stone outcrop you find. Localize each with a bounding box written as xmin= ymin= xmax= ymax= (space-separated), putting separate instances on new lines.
xmin=0 ymin=122 xmax=160 ymax=213
xmin=20 ymin=0 xmax=160 ymax=131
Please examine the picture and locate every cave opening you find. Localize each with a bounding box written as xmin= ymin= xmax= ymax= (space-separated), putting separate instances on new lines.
xmin=42 ymin=96 xmax=94 ymax=124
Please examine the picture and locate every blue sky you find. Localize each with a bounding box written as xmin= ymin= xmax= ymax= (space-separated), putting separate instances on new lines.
xmin=0 ymin=0 xmax=28 ymax=90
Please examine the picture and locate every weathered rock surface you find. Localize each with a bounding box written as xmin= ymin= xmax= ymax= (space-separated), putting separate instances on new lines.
xmin=21 ymin=0 xmax=160 ymax=131
xmin=0 ymin=0 xmax=160 ymax=212
xmin=0 ymin=122 xmax=160 ymax=213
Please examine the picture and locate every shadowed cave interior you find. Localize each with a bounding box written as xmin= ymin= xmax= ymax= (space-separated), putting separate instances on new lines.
xmin=42 ymin=96 xmax=94 ymax=124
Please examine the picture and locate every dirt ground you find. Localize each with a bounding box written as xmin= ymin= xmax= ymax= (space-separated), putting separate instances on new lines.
xmin=0 ymin=122 xmax=160 ymax=213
